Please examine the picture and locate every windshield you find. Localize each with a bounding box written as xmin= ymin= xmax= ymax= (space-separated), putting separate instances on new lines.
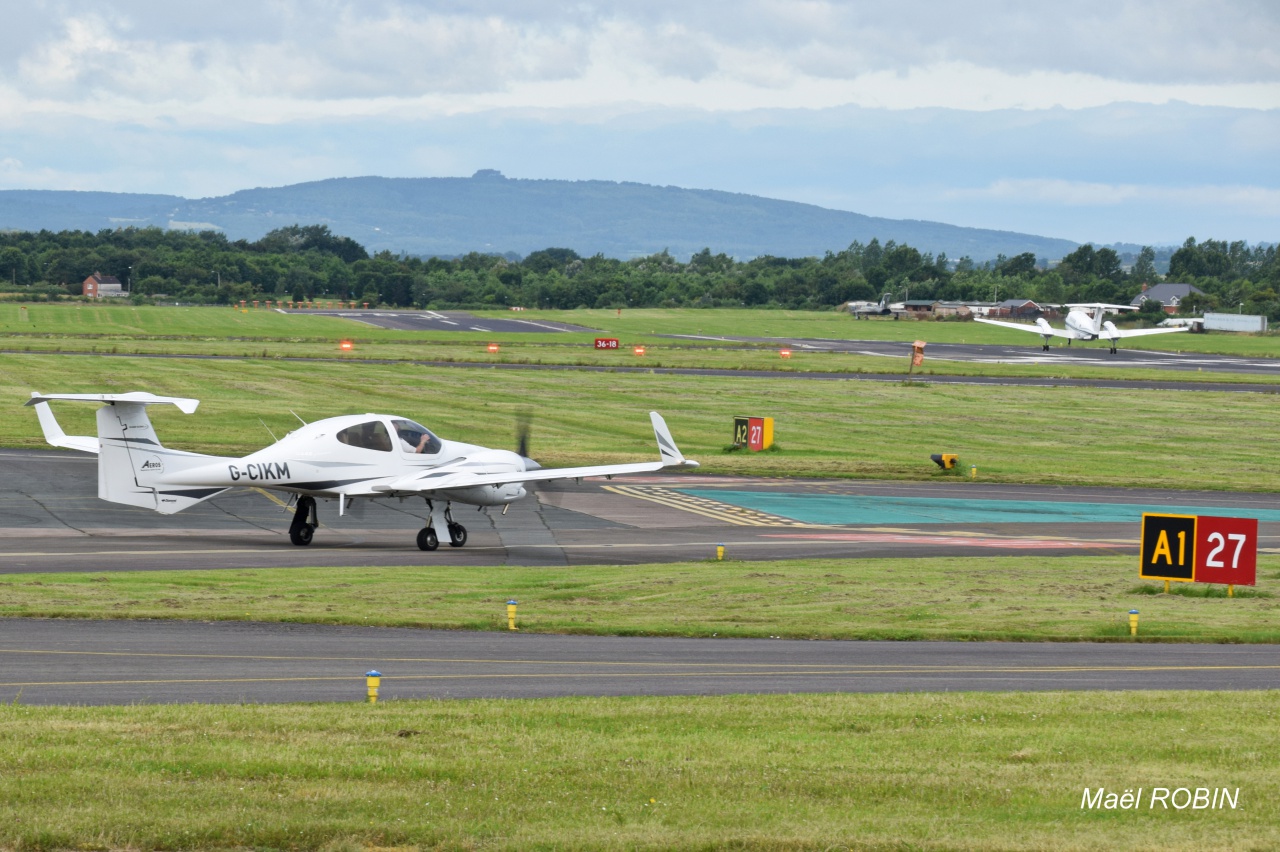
xmin=335 ymin=420 xmax=393 ymax=452
xmin=392 ymin=419 xmax=442 ymax=455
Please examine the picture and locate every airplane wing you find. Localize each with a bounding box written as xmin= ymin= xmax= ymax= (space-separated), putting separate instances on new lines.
xmin=375 ymin=411 xmax=698 ymax=495
xmin=974 ymin=317 xmax=1079 ymax=340
xmin=1102 ymin=326 xmax=1190 ymax=340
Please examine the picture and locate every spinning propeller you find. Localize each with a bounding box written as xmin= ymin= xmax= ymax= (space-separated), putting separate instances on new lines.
xmin=516 ymin=409 xmax=540 ymax=470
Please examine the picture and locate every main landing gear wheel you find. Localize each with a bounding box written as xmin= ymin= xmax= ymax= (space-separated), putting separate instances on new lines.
xmin=288 ymin=496 xmax=317 ymax=547
xmin=417 ymin=527 xmax=439 ymax=551
xmin=448 ymin=523 xmax=468 ymax=547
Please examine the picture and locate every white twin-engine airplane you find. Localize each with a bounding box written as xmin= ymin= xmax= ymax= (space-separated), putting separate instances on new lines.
xmin=26 ymin=392 xmax=698 ymax=551
xmin=975 ymin=303 xmax=1188 ymax=353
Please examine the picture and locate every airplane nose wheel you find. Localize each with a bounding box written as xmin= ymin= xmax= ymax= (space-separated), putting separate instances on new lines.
xmin=444 ymin=503 xmax=467 ymax=547
xmin=416 ymin=527 xmax=439 ymax=551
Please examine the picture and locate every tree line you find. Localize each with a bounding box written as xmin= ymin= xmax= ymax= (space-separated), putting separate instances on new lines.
xmin=1 ymin=225 xmax=1277 ymax=319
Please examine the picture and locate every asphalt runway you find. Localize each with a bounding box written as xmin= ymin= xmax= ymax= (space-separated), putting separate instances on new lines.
xmin=289 ymin=309 xmax=1280 ymax=379
xmin=294 ymin=308 xmax=596 ymax=334
xmin=5 ymin=449 xmax=1280 ymax=572
xmin=3 ymin=618 xmax=1278 ymax=705
xmin=668 ymin=333 xmax=1280 ymax=379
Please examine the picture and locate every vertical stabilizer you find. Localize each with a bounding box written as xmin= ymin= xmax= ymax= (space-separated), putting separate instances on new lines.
xmin=97 ymin=402 xmax=168 ymax=510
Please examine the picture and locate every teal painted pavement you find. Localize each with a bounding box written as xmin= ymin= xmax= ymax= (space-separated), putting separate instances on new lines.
xmin=677 ymin=490 xmax=1280 ymax=526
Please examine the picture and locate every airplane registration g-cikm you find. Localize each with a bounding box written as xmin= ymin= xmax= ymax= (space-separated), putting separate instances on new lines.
xmin=26 ymin=392 xmax=698 ymax=551
xmin=975 ymin=302 xmax=1188 ymax=353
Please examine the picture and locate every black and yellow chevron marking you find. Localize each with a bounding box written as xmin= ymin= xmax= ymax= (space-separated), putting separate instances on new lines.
xmin=603 ymin=485 xmax=821 ymax=527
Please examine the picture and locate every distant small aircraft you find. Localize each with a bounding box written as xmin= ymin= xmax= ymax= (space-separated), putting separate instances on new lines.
xmin=975 ymin=303 xmax=1188 ymax=353
xmin=848 ymin=293 xmax=897 ymax=317
xmin=27 ymin=392 xmax=698 ymax=551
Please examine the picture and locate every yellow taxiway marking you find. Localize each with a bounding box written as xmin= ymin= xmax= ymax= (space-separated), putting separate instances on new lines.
xmin=5 ymin=662 xmax=1280 ymax=690
xmin=2 ymin=647 xmax=1275 ymax=675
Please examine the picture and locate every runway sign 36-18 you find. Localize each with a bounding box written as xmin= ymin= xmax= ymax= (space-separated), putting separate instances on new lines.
xmin=1140 ymin=513 xmax=1258 ymax=586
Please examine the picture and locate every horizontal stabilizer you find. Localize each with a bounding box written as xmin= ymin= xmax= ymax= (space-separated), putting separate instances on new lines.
xmin=26 ymin=392 xmax=200 ymax=413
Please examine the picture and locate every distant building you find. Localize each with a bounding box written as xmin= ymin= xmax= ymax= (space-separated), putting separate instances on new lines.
xmin=83 ymin=272 xmax=125 ymax=299
xmin=1131 ymin=283 xmax=1204 ymax=314
xmin=963 ymin=301 xmax=999 ymax=317
xmin=902 ymin=299 xmax=939 ymax=316
xmin=993 ymin=298 xmax=1041 ymax=318
xmin=934 ymin=301 xmax=972 ymax=318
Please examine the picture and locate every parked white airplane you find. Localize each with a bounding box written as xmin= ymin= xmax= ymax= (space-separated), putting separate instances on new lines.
xmin=26 ymin=392 xmax=698 ymax=551
xmin=849 ymin=293 xmax=897 ymax=317
xmin=975 ymin=303 xmax=1188 ymax=353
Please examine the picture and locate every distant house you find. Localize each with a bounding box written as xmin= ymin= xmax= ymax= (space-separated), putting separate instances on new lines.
xmin=83 ymin=272 xmax=125 ymax=299
xmin=934 ymin=301 xmax=972 ymax=318
xmin=1131 ymin=283 xmax=1205 ymax=314
xmin=993 ymin=298 xmax=1041 ymax=318
xmin=902 ymin=299 xmax=939 ymax=317
xmin=963 ymin=301 xmax=999 ymax=317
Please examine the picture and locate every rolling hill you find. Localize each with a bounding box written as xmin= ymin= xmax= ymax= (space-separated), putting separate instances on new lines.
xmin=0 ymin=172 xmax=1079 ymax=261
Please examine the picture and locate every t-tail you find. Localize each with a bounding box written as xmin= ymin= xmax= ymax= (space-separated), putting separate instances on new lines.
xmin=25 ymin=392 xmax=229 ymax=515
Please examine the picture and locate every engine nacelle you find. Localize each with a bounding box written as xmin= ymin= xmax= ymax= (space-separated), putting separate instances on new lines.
xmin=438 ymin=483 xmax=527 ymax=507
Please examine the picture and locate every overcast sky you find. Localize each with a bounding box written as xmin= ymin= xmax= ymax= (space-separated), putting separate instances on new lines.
xmin=2 ymin=0 xmax=1278 ymax=245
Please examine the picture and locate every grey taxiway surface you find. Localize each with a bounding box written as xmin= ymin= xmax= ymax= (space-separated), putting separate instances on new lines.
xmin=4 ymin=618 xmax=1278 ymax=706
xmin=296 ymin=308 xmax=597 ymax=334
xmin=12 ymin=448 xmax=1280 ymax=572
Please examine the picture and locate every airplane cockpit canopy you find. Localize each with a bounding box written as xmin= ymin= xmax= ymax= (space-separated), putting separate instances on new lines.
xmin=392 ymin=419 xmax=442 ymax=455
xmin=335 ymin=420 xmax=393 ymax=452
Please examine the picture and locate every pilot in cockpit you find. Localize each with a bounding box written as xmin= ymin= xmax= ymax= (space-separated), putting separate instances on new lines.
xmin=395 ymin=419 xmax=438 ymax=454
xmin=400 ymin=431 xmax=431 ymax=453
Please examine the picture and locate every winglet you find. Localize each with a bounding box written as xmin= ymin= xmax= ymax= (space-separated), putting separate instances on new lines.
xmin=650 ymin=412 xmax=698 ymax=468
xmin=28 ymin=395 xmax=99 ymax=453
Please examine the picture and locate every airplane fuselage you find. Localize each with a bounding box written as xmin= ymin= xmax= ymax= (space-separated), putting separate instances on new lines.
xmin=157 ymin=413 xmax=529 ymax=507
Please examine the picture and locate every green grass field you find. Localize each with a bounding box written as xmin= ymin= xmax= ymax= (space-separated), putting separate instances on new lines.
xmin=3 ymin=556 xmax=1277 ymax=642
xmin=4 ymin=352 xmax=1279 ymax=490
xmin=3 ymin=304 xmax=1278 ymax=369
xmin=1 ymin=692 xmax=1274 ymax=850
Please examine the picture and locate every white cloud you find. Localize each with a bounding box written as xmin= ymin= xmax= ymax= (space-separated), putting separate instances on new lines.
xmin=3 ymin=0 xmax=1277 ymax=120
xmin=1 ymin=1 xmax=1276 ymax=245
xmin=949 ymin=179 xmax=1280 ymax=217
